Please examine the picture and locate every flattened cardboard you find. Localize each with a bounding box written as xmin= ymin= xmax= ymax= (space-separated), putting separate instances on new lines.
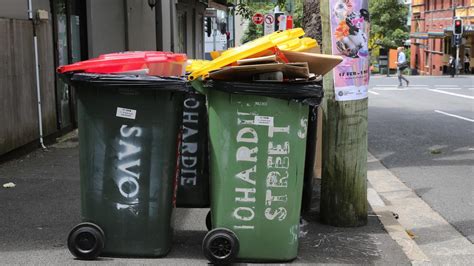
xmin=208 ymin=62 xmax=309 ymax=81
xmin=237 ymin=55 xmax=281 ymax=65
xmin=281 ymin=50 xmax=343 ymax=76
xmin=301 ymin=46 xmax=321 ymax=54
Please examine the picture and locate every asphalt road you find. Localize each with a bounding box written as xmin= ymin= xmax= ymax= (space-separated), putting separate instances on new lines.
xmin=368 ymin=75 xmax=474 ymax=243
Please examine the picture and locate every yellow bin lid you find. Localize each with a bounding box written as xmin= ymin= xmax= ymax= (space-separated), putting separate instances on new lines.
xmin=186 ymin=59 xmax=211 ymax=73
xmin=188 ymin=28 xmax=305 ymax=80
xmin=278 ymin=37 xmax=318 ymax=52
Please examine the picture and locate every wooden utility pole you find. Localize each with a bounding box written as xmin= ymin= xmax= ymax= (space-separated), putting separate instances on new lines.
xmin=314 ymin=0 xmax=368 ymax=227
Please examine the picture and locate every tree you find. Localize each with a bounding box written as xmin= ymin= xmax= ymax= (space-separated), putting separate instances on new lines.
xmin=241 ymin=19 xmax=264 ymax=44
xmin=302 ymin=0 xmax=322 ymax=46
xmin=233 ymin=0 xmax=286 ymax=20
xmin=369 ymin=0 xmax=409 ymax=49
xmin=238 ymin=2 xmax=274 ymax=44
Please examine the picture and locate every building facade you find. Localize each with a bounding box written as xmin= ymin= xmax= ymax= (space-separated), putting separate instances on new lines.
xmin=410 ymin=0 xmax=474 ymax=75
xmin=0 ymin=0 xmax=233 ymax=157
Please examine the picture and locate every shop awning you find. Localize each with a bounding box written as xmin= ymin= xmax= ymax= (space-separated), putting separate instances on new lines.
xmin=410 ymin=32 xmax=428 ymax=39
xmin=444 ymin=25 xmax=474 ymax=36
xmin=427 ymin=32 xmax=445 ymax=37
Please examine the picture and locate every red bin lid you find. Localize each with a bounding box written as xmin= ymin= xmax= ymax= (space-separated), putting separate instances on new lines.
xmin=57 ymin=51 xmax=187 ymax=74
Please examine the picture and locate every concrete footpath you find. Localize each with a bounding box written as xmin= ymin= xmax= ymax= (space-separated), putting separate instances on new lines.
xmin=0 ymin=135 xmax=413 ymax=265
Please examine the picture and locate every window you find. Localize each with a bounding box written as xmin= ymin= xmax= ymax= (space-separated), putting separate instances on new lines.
xmin=176 ymin=11 xmax=187 ymax=53
xmin=444 ymin=37 xmax=453 ymax=55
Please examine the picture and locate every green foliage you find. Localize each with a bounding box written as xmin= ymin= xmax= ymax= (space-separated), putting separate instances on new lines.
xmin=233 ymin=0 xmax=286 ymax=20
xmin=241 ymin=19 xmax=264 ymax=44
xmin=291 ymin=0 xmax=303 ymax=28
xmin=238 ymin=2 xmax=273 ymax=44
xmin=404 ymin=46 xmax=411 ymax=64
xmin=369 ymin=0 xmax=409 ymax=49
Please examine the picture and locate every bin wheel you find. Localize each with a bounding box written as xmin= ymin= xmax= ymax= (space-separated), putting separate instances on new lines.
xmin=202 ymin=228 xmax=239 ymax=264
xmin=205 ymin=211 xmax=212 ymax=231
xmin=67 ymin=222 xmax=105 ymax=260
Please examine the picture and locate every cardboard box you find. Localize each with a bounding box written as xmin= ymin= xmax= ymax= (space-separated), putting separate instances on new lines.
xmin=208 ymin=62 xmax=310 ymax=81
xmin=281 ymin=50 xmax=343 ymax=76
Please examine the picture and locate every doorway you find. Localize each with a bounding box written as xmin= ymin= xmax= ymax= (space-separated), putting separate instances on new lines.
xmin=51 ymin=0 xmax=87 ymax=130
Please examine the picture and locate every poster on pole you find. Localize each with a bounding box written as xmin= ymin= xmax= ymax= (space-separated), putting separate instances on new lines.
xmin=329 ymin=0 xmax=370 ymax=101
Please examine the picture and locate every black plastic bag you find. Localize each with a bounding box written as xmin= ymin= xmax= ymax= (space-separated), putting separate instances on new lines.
xmin=203 ymin=80 xmax=324 ymax=106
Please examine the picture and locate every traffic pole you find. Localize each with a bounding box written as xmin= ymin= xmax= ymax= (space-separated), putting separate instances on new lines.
xmin=212 ymin=17 xmax=217 ymax=52
xmin=456 ymin=44 xmax=460 ymax=76
xmin=319 ymin=0 xmax=368 ymax=227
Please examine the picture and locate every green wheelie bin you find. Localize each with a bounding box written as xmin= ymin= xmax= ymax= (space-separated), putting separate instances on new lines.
xmin=192 ymin=80 xmax=323 ymax=263
xmin=62 ymin=73 xmax=186 ymax=259
xmin=176 ymin=92 xmax=210 ymax=208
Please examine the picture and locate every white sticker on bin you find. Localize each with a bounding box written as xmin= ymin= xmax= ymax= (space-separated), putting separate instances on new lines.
xmin=254 ymin=115 xmax=274 ymax=126
xmin=116 ymin=107 xmax=137 ymax=120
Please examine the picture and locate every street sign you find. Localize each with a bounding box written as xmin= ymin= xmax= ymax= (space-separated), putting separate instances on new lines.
xmin=465 ymin=25 xmax=474 ymax=32
xmin=204 ymin=8 xmax=217 ymax=18
xmin=278 ymin=15 xmax=287 ymax=31
xmin=252 ymin=13 xmax=264 ymax=25
xmin=274 ymin=12 xmax=284 ymax=31
xmin=286 ymin=15 xmax=293 ymax=29
xmin=264 ymin=13 xmax=275 ymax=35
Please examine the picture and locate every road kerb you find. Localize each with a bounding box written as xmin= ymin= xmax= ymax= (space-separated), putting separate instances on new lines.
xmin=368 ymin=186 xmax=428 ymax=263
xmin=367 ymin=155 xmax=430 ymax=264
xmin=367 ymin=152 xmax=474 ymax=264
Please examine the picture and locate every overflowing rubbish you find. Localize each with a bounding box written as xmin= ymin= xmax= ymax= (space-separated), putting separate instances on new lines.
xmin=57 ymin=27 xmax=342 ymax=263
xmin=208 ymin=62 xmax=310 ymax=81
xmin=188 ymin=28 xmax=305 ymax=80
xmin=189 ymin=28 xmax=341 ymax=83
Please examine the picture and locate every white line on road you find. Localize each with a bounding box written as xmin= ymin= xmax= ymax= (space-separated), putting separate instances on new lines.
xmin=373 ymin=87 xmax=408 ymax=91
xmin=434 ymin=110 xmax=474 ymax=123
xmin=373 ymin=85 xmax=428 ymax=87
xmin=428 ymin=89 xmax=474 ymax=100
xmin=368 ymin=91 xmax=380 ymax=95
xmin=434 ymin=87 xmax=461 ymax=90
xmin=374 ymin=85 xmax=397 ymax=87
xmin=435 ymin=85 xmax=459 ymax=87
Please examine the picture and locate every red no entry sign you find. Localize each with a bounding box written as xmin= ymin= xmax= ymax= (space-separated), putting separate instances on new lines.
xmin=252 ymin=13 xmax=264 ymax=25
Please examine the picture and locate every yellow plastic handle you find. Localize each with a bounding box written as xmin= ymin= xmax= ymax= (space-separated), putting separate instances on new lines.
xmin=186 ymin=59 xmax=211 ymax=73
xmin=278 ymin=37 xmax=318 ymax=52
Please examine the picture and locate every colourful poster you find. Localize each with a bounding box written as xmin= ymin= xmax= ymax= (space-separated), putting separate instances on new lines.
xmin=330 ymin=0 xmax=370 ymax=101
